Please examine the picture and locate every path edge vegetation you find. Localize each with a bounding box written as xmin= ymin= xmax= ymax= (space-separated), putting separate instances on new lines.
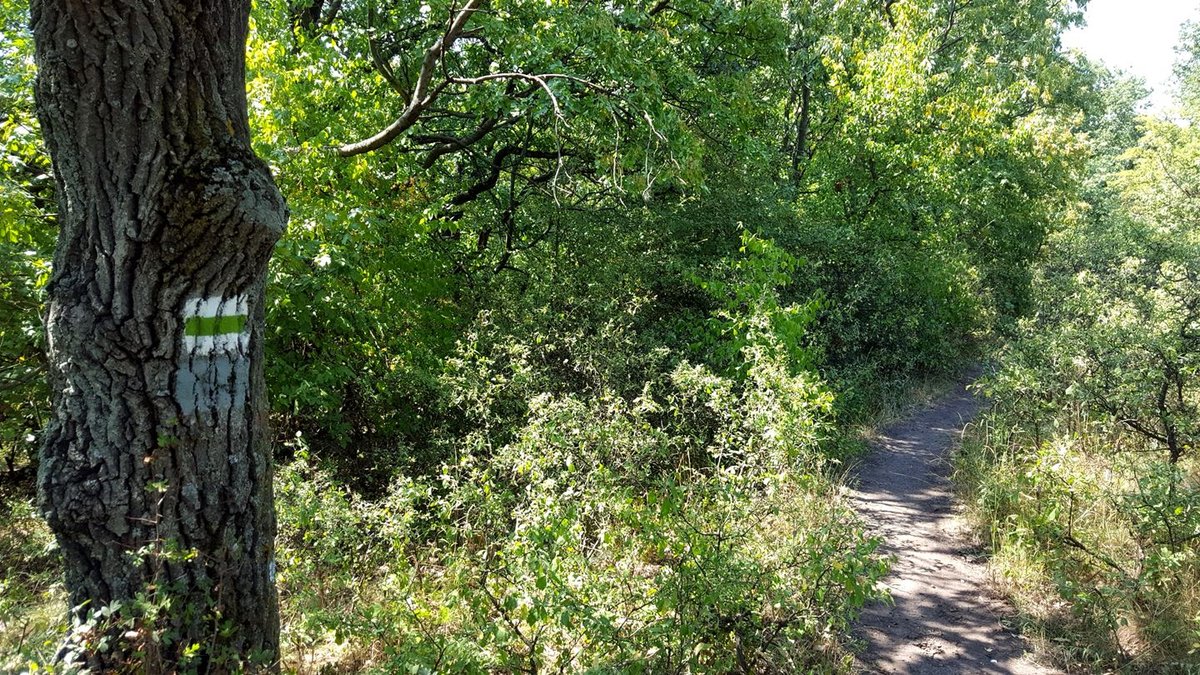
xmin=953 ymin=24 xmax=1200 ymax=669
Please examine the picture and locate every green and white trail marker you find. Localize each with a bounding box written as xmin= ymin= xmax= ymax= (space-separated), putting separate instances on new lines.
xmin=175 ymin=294 xmax=251 ymax=419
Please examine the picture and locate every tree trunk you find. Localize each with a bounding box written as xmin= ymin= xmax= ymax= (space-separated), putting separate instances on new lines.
xmin=790 ymin=81 xmax=811 ymax=183
xmin=31 ymin=0 xmax=286 ymax=669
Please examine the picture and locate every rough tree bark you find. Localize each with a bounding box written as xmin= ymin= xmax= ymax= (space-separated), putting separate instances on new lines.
xmin=31 ymin=0 xmax=286 ymax=669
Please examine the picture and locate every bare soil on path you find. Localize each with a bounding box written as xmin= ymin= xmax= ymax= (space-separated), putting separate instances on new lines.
xmin=851 ymin=380 xmax=1056 ymax=674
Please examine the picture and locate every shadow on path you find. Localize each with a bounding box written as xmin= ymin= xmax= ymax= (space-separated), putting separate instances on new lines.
xmin=850 ymin=380 xmax=1056 ymax=674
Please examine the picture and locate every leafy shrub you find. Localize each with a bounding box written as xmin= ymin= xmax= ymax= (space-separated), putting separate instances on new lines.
xmin=0 ymin=0 xmax=53 ymax=478
xmin=270 ymin=230 xmax=887 ymax=673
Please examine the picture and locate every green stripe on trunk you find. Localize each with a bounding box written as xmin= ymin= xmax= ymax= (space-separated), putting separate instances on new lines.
xmin=184 ymin=314 xmax=248 ymax=337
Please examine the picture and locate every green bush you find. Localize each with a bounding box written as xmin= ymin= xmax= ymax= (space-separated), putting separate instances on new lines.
xmin=270 ymin=229 xmax=888 ymax=673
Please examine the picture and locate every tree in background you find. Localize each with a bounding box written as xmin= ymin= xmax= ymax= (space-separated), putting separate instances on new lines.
xmin=1177 ymin=21 xmax=1200 ymax=119
xmin=31 ymin=0 xmax=285 ymax=668
xmin=1005 ymin=48 xmax=1199 ymax=465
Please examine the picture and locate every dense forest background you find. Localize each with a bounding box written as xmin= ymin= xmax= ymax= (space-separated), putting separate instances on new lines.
xmin=0 ymin=0 xmax=1197 ymax=671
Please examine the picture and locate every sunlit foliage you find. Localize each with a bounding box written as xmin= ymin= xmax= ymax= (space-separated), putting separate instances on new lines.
xmin=958 ymin=44 xmax=1200 ymax=670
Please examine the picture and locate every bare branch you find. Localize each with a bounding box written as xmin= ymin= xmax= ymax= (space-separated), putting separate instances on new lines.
xmin=448 ymin=72 xmax=567 ymax=118
xmin=366 ymin=0 xmax=409 ymax=98
xmin=449 ymin=145 xmax=566 ymax=208
xmin=415 ymin=114 xmax=527 ymax=168
xmin=337 ymin=0 xmax=485 ymax=157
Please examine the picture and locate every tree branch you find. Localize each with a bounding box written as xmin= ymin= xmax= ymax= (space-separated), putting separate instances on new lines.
xmin=447 ymin=72 xmax=616 ymax=118
xmin=337 ymin=0 xmax=484 ymax=157
xmin=448 ymin=145 xmax=565 ymax=208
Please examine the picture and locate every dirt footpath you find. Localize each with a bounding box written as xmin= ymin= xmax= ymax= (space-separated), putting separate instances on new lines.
xmin=851 ymin=380 xmax=1056 ymax=674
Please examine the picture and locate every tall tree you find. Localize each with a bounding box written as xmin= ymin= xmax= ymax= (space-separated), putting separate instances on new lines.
xmin=31 ymin=0 xmax=286 ymax=668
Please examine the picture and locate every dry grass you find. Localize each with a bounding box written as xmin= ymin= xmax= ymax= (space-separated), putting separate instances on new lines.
xmin=0 ymin=485 xmax=67 ymax=672
xmin=855 ymin=371 xmax=964 ymax=445
xmin=954 ymin=420 xmax=1200 ymax=673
